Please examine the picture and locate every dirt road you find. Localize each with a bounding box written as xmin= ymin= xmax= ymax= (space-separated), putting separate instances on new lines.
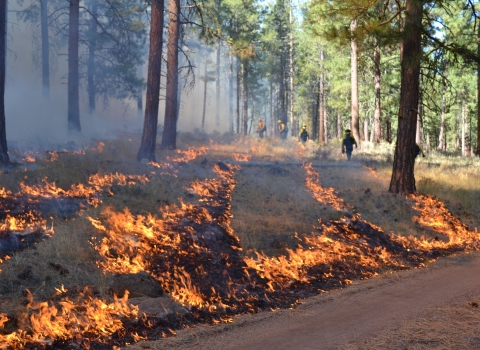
xmin=126 ymin=252 xmax=480 ymax=350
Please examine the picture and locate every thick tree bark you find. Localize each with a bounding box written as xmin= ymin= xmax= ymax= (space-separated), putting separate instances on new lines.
xmin=216 ymin=38 xmax=221 ymax=127
xmin=40 ymin=0 xmax=50 ymax=100
xmin=373 ymin=41 xmax=381 ymax=143
xmin=242 ymin=62 xmax=249 ymax=135
xmin=438 ymin=75 xmax=447 ymax=150
xmin=161 ymin=0 xmax=180 ymax=149
xmin=137 ymin=0 xmax=164 ymax=161
xmin=350 ymin=19 xmax=360 ymax=144
xmin=0 ymin=1 xmax=9 ymax=165
xmin=68 ymin=0 xmax=81 ymax=133
xmin=87 ymin=0 xmax=98 ymax=115
xmin=389 ymin=0 xmax=423 ymax=194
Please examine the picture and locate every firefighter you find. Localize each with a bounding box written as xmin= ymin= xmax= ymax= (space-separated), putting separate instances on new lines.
xmin=277 ymin=120 xmax=288 ymax=140
xmin=298 ymin=124 xmax=309 ymax=143
xmin=341 ymin=129 xmax=358 ymax=161
xmin=414 ymin=143 xmax=425 ymax=159
xmin=257 ymin=118 xmax=266 ymax=138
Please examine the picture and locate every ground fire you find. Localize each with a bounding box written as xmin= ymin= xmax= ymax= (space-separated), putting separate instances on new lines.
xmin=0 ymin=147 xmax=478 ymax=349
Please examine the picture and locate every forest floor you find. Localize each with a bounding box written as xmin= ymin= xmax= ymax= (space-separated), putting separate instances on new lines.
xmin=125 ymin=251 xmax=480 ymax=350
xmin=1 ymin=133 xmax=480 ymax=349
xmin=123 ymin=136 xmax=480 ymax=350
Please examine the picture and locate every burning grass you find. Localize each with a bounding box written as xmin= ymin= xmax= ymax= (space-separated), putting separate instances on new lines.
xmin=0 ymin=135 xmax=478 ymax=348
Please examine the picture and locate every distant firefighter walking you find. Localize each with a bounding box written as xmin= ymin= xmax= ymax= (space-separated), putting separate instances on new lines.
xmin=256 ymin=118 xmax=266 ymax=138
xmin=342 ymin=129 xmax=357 ymax=161
xmin=277 ymin=120 xmax=288 ymax=140
xmin=298 ymin=124 xmax=309 ymax=143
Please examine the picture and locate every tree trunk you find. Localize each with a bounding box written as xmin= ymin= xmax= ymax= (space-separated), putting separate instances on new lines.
xmin=0 ymin=1 xmax=9 ymax=165
xmin=364 ymin=117 xmax=369 ymax=142
xmin=462 ymin=87 xmax=466 ymax=157
xmin=236 ymin=58 xmax=240 ymax=133
xmin=137 ymin=0 xmax=164 ymax=161
xmin=40 ymin=0 xmax=50 ymax=100
xmin=68 ymin=0 xmax=81 ymax=133
xmin=229 ymin=51 xmax=234 ymax=133
xmin=373 ymin=41 xmax=381 ymax=143
xmin=176 ymin=35 xmax=184 ymax=122
xmin=137 ymin=64 xmax=143 ymax=120
xmin=87 ymin=0 xmax=98 ymax=115
xmin=312 ymin=85 xmax=319 ymax=141
xmin=323 ymin=79 xmax=327 ymax=143
xmin=270 ymin=79 xmax=274 ymax=137
xmin=337 ymin=111 xmax=342 ymax=139
xmin=478 ymin=20 xmax=480 ymax=155
xmin=370 ymin=118 xmax=374 ymax=142
xmin=289 ymin=0 xmax=294 ymax=137
xmin=216 ymin=38 xmax=221 ymax=127
xmin=438 ymin=75 xmax=447 ymax=150
xmin=386 ymin=119 xmax=392 ymax=143
xmin=319 ymin=73 xmax=324 ymax=143
xmin=242 ymin=62 xmax=249 ymax=135
xmin=350 ymin=19 xmax=360 ymax=144
xmin=416 ymin=94 xmax=422 ymax=146
xmin=249 ymin=99 xmax=255 ymax=134
xmin=389 ymin=0 xmax=423 ymax=194
xmin=161 ymin=0 xmax=180 ymax=150
xmin=279 ymin=55 xmax=287 ymax=127
xmin=201 ymin=51 xmax=208 ymax=131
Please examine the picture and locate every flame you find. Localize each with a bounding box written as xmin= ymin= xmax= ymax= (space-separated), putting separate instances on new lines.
xmin=91 ymin=141 xmax=105 ymax=153
xmin=23 ymin=156 xmax=36 ymax=163
xmin=233 ymin=153 xmax=251 ymax=162
xmin=409 ymin=193 xmax=480 ymax=249
xmin=304 ymin=163 xmax=351 ymax=211
xmin=0 ymin=212 xmax=50 ymax=234
xmin=19 ymin=179 xmax=100 ymax=207
xmin=46 ymin=151 xmax=58 ymax=162
xmin=166 ymin=146 xmax=207 ymax=163
xmin=364 ymin=165 xmax=388 ymax=181
xmin=90 ymin=164 xmax=240 ymax=309
xmin=88 ymin=172 xmax=149 ymax=189
xmin=0 ymin=288 xmax=138 ymax=348
xmin=2 ymin=151 xmax=473 ymax=348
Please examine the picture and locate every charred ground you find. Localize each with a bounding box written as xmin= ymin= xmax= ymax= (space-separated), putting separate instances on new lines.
xmin=0 ymin=133 xmax=478 ymax=349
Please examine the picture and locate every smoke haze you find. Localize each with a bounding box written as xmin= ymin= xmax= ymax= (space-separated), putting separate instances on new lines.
xmin=5 ymin=2 xmax=231 ymax=151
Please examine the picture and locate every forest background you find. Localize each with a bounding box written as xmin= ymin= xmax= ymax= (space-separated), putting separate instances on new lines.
xmin=0 ymin=0 xmax=479 ymax=192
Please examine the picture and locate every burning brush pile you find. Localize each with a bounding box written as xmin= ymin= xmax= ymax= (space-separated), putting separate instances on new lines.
xmin=0 ymin=143 xmax=479 ymax=349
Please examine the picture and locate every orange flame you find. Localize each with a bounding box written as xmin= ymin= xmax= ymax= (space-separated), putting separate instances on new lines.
xmin=167 ymin=146 xmax=207 ymax=163
xmin=0 ymin=288 xmax=138 ymax=348
xmin=233 ymin=153 xmax=251 ymax=162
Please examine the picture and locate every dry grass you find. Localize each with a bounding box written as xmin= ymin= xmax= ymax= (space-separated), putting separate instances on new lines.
xmin=0 ymin=133 xmax=480 ymax=344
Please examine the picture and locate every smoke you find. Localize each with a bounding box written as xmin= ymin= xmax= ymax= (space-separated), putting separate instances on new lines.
xmin=5 ymin=3 xmax=233 ymax=151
